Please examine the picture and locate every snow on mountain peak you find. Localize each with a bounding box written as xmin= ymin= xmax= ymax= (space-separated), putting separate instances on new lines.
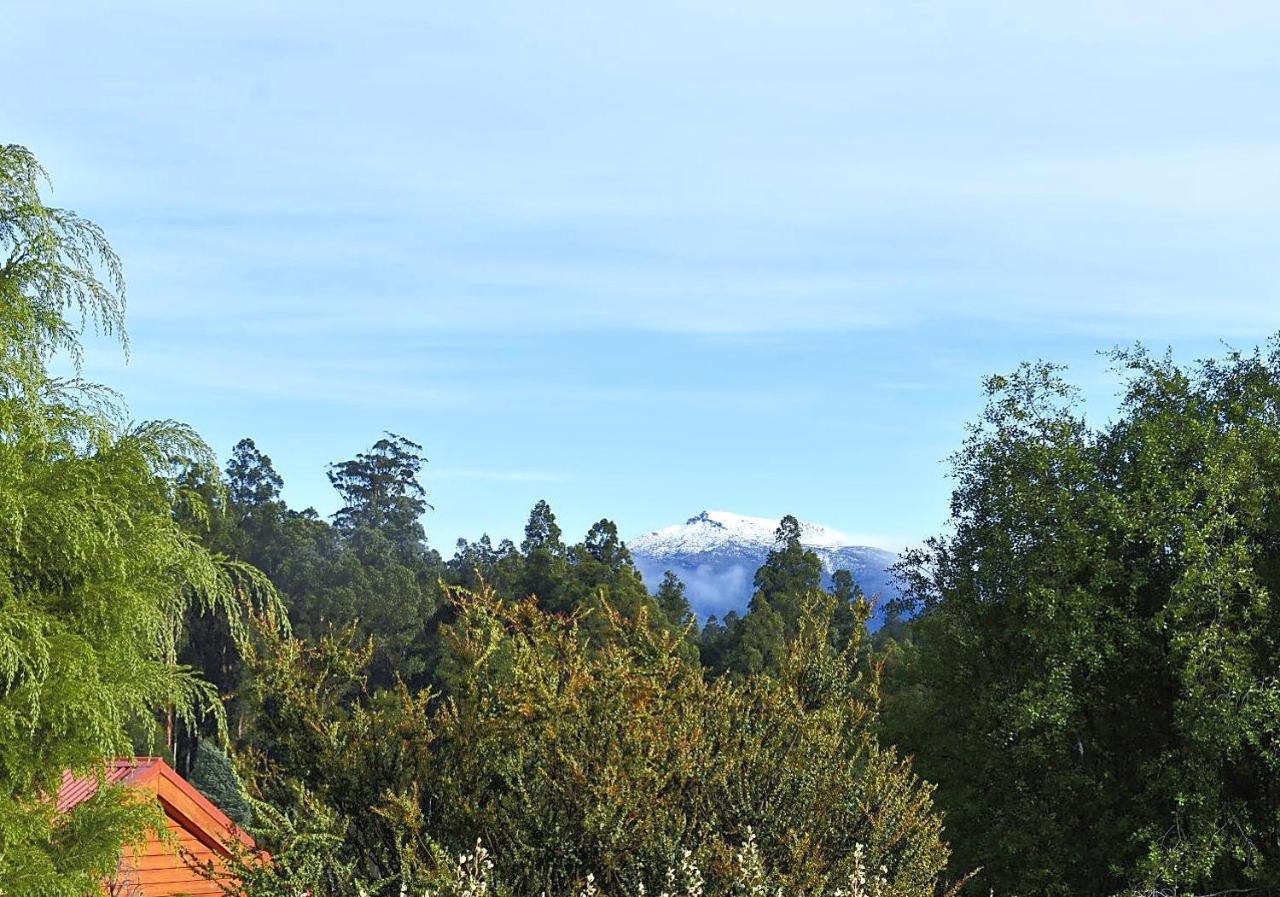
xmin=633 ymin=510 xmax=860 ymax=556
xmin=628 ymin=510 xmax=904 ymax=625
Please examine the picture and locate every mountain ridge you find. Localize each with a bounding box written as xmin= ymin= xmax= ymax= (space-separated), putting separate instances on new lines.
xmin=629 ymin=510 xmax=903 ymax=627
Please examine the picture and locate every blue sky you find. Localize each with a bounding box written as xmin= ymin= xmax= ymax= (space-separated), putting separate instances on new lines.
xmin=6 ymin=2 xmax=1280 ymax=552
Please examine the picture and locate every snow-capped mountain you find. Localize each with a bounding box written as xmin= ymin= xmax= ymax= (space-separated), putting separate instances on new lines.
xmin=629 ymin=511 xmax=903 ymax=628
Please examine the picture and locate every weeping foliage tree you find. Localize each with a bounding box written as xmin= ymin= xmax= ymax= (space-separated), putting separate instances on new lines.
xmin=0 ymin=144 xmax=280 ymax=895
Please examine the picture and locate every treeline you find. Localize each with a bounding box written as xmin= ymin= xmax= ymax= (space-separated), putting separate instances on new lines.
xmin=177 ymin=431 xmax=871 ymax=717
xmin=6 ymin=143 xmax=1280 ymax=897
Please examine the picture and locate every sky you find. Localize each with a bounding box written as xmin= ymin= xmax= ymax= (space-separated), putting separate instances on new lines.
xmin=5 ymin=2 xmax=1280 ymax=553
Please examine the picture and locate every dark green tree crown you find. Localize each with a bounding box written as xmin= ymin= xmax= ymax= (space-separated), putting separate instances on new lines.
xmin=226 ymin=437 xmax=284 ymax=510
xmin=327 ymin=432 xmax=430 ymax=543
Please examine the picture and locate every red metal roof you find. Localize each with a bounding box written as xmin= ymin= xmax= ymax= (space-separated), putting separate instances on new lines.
xmin=57 ymin=757 xmax=253 ymax=848
xmin=57 ymin=756 xmax=165 ymax=813
xmin=58 ymin=757 xmax=264 ymax=895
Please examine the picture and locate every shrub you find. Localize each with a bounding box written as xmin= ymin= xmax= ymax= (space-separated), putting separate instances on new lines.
xmin=233 ymin=588 xmax=957 ymax=897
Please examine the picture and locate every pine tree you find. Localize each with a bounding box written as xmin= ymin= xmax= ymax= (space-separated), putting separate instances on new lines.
xmin=188 ymin=739 xmax=253 ymax=828
xmin=752 ymin=515 xmax=824 ymax=618
xmin=567 ymin=519 xmax=648 ymax=611
xmin=518 ymin=500 xmax=568 ymax=612
xmin=713 ymin=515 xmax=824 ymax=676
xmin=655 ymin=570 xmax=694 ymax=629
xmin=829 ymin=569 xmax=868 ymax=652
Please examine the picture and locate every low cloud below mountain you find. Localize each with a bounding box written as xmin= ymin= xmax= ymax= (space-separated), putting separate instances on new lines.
xmin=630 ymin=510 xmax=903 ymax=628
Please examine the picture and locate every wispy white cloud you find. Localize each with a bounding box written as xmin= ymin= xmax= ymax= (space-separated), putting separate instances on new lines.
xmin=13 ymin=1 xmax=1280 ymax=343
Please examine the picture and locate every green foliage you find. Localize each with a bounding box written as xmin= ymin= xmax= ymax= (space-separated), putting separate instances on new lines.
xmin=328 ymin=433 xmax=431 ymax=547
xmin=753 ymin=516 xmax=824 ymax=612
xmin=234 ymin=624 xmax=438 ymax=892
xmin=702 ymin=516 xmax=868 ymax=677
xmin=183 ymin=434 xmax=446 ymax=692
xmin=0 ymin=144 xmax=281 ymax=896
xmin=446 ymin=533 xmax=519 ymax=594
xmin=518 ymin=499 xmax=569 ymax=612
xmin=227 ymin=438 xmax=284 ymax=510
xmin=212 ymin=786 xmax=373 ymax=897
xmin=655 ymin=570 xmax=694 ymax=628
xmin=697 ymin=611 xmax=738 ymax=672
xmin=439 ymin=589 xmax=949 ymax=897
xmin=189 ymin=739 xmax=254 ymax=828
xmin=234 ymin=588 xmax=952 ymax=897
xmin=0 ymin=145 xmax=124 ymax=386
xmin=888 ymin=349 xmax=1280 ymax=896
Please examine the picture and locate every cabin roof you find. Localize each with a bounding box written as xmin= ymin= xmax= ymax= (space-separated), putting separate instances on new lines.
xmin=57 ymin=756 xmax=256 ymax=850
xmin=57 ymin=756 xmax=164 ymax=813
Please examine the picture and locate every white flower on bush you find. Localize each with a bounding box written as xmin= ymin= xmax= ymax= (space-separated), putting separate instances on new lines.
xmin=832 ymin=844 xmax=890 ymax=897
xmin=420 ymin=837 xmax=889 ymax=897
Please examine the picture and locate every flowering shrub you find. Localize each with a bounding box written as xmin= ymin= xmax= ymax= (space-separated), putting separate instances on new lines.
xmin=229 ymin=588 xmax=959 ymax=897
xmin=415 ymin=832 xmax=896 ymax=897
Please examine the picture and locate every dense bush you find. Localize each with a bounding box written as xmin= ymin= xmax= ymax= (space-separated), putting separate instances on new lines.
xmin=234 ymin=588 xmax=955 ymax=897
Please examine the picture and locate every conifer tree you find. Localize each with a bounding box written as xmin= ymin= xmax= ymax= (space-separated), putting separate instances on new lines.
xmin=567 ymin=519 xmax=648 ymax=610
xmin=519 ymin=500 xmax=568 ymax=612
xmin=188 ymin=739 xmax=253 ymax=828
xmin=752 ymin=515 xmax=824 ymax=618
xmin=829 ymin=569 xmax=868 ymax=652
xmin=714 ymin=515 xmax=824 ymax=675
xmin=655 ymin=570 xmax=694 ymax=629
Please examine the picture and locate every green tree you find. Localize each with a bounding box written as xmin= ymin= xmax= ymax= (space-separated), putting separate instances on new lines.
xmin=188 ymin=738 xmax=254 ymax=828
xmin=829 ymin=569 xmax=868 ymax=653
xmin=890 ymin=351 xmax=1280 ymax=896
xmin=655 ymin=570 xmax=694 ymax=630
xmin=518 ymin=500 xmax=568 ymax=612
xmin=328 ymin=433 xmax=430 ymax=548
xmin=713 ymin=516 xmax=824 ymax=676
xmin=752 ymin=516 xmax=824 ymax=614
xmin=227 ymin=438 xmax=285 ymax=512
xmin=698 ymin=612 xmax=737 ymax=671
xmin=0 ymin=144 xmax=279 ymax=896
xmin=174 ymin=440 xmax=303 ymax=755
xmin=255 ymin=436 xmax=444 ymax=689
xmin=567 ymin=520 xmax=647 ymax=611
xmin=446 ymin=534 xmax=502 ymax=591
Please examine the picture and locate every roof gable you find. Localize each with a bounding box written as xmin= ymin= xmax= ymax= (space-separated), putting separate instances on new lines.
xmin=57 ymin=757 xmax=163 ymax=813
xmin=58 ymin=757 xmax=255 ymax=851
